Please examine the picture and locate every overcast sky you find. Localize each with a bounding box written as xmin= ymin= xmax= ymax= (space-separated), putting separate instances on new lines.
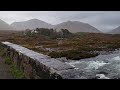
xmin=0 ymin=11 xmax=119 ymax=32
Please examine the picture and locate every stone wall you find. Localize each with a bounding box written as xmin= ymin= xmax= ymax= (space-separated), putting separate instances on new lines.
xmin=0 ymin=42 xmax=80 ymax=79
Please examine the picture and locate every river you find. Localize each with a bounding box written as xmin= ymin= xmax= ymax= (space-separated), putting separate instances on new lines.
xmin=57 ymin=49 xmax=120 ymax=79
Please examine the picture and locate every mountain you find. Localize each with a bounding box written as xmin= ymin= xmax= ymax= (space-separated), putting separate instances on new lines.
xmin=108 ymin=26 xmax=120 ymax=34
xmin=53 ymin=21 xmax=101 ymax=33
xmin=10 ymin=19 xmax=53 ymax=30
xmin=0 ymin=19 xmax=14 ymax=30
xmin=11 ymin=19 xmax=101 ymax=33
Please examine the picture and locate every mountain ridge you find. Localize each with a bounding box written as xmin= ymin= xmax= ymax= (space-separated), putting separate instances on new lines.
xmin=11 ymin=19 xmax=53 ymax=30
xmin=53 ymin=20 xmax=101 ymax=33
xmin=107 ymin=26 xmax=120 ymax=34
xmin=0 ymin=19 xmax=15 ymax=30
xmin=10 ymin=19 xmax=102 ymax=33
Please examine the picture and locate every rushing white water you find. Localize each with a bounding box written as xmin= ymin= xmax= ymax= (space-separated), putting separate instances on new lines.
xmin=67 ymin=60 xmax=109 ymax=70
xmin=55 ymin=49 xmax=120 ymax=79
xmin=85 ymin=61 xmax=109 ymax=70
xmin=96 ymin=74 xmax=109 ymax=79
xmin=64 ymin=49 xmax=120 ymax=79
xmin=112 ymin=56 xmax=120 ymax=61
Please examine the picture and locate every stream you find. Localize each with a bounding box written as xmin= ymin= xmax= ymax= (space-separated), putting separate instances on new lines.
xmin=57 ymin=49 xmax=120 ymax=79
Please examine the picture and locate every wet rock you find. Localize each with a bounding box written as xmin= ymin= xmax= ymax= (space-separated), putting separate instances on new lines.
xmin=57 ymin=69 xmax=81 ymax=79
xmin=43 ymin=58 xmax=73 ymax=71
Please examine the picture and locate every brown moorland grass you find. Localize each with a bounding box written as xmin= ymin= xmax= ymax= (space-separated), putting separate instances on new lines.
xmin=1 ymin=31 xmax=120 ymax=60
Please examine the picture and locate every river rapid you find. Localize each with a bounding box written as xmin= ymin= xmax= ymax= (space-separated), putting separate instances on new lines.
xmin=57 ymin=49 xmax=120 ymax=79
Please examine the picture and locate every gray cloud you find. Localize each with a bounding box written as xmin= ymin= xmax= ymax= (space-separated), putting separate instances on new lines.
xmin=0 ymin=11 xmax=119 ymax=32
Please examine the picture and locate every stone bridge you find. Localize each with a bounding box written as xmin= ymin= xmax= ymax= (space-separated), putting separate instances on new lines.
xmin=0 ymin=42 xmax=80 ymax=79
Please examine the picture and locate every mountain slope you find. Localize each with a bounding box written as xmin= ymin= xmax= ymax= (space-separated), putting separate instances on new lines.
xmin=11 ymin=19 xmax=101 ymax=33
xmin=0 ymin=19 xmax=14 ymax=30
xmin=11 ymin=19 xmax=53 ymax=30
xmin=108 ymin=26 xmax=120 ymax=34
xmin=53 ymin=21 xmax=101 ymax=33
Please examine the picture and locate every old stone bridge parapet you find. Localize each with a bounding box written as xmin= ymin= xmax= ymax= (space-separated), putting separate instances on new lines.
xmin=0 ymin=42 xmax=80 ymax=79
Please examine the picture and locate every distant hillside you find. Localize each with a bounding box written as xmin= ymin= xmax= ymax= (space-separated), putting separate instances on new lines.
xmin=0 ymin=19 xmax=14 ymax=30
xmin=108 ymin=26 xmax=120 ymax=34
xmin=53 ymin=21 xmax=101 ymax=33
xmin=11 ymin=19 xmax=53 ymax=30
xmin=11 ymin=19 xmax=101 ymax=33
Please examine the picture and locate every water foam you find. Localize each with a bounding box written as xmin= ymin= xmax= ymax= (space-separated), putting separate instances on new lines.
xmin=85 ymin=61 xmax=109 ymax=70
xmin=96 ymin=74 xmax=109 ymax=79
xmin=112 ymin=56 xmax=120 ymax=61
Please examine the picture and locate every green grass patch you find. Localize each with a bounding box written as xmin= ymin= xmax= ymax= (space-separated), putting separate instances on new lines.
xmin=10 ymin=64 xmax=26 ymax=79
xmin=4 ymin=56 xmax=26 ymax=79
xmin=4 ymin=57 xmax=12 ymax=65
